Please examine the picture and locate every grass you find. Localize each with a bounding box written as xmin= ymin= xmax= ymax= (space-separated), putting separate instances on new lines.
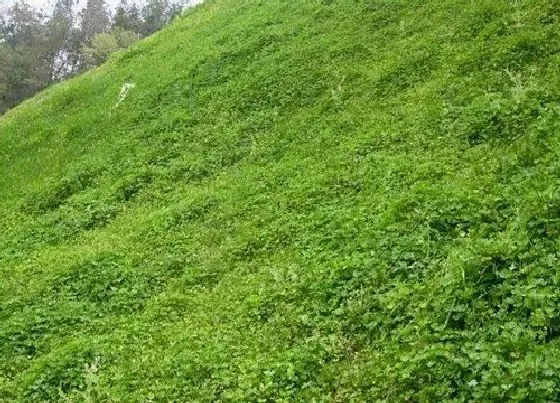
xmin=2 ymin=0 xmax=560 ymax=400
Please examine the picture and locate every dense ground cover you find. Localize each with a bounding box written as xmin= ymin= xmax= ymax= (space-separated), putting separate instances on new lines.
xmin=2 ymin=0 xmax=560 ymax=400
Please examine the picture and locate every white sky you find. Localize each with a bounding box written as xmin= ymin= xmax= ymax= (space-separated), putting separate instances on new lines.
xmin=1 ymin=0 xmax=127 ymax=16
xmin=2 ymin=0 xmax=121 ymax=13
xmin=1 ymin=0 xmax=202 ymax=16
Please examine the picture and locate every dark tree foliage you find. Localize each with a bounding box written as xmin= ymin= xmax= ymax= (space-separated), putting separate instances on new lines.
xmin=0 ymin=2 xmax=51 ymax=113
xmin=48 ymin=0 xmax=82 ymax=79
xmin=113 ymin=0 xmax=143 ymax=34
xmin=0 ymin=0 xmax=190 ymax=115
xmin=80 ymin=0 xmax=110 ymax=43
xmin=141 ymin=0 xmax=183 ymax=36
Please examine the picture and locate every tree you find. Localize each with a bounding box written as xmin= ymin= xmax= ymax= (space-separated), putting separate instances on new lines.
xmin=48 ymin=0 xmax=81 ymax=79
xmin=112 ymin=0 xmax=143 ymax=34
xmin=3 ymin=1 xmax=45 ymax=48
xmin=80 ymin=0 xmax=110 ymax=43
xmin=0 ymin=40 xmax=12 ymax=114
xmin=0 ymin=1 xmax=51 ymax=113
xmin=49 ymin=0 xmax=74 ymax=49
xmin=82 ymin=28 xmax=138 ymax=68
xmin=167 ymin=3 xmax=184 ymax=23
xmin=0 ymin=0 xmax=189 ymax=115
xmin=141 ymin=0 xmax=182 ymax=36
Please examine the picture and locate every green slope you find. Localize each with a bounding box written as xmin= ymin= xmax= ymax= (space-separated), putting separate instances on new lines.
xmin=2 ymin=0 xmax=560 ymax=400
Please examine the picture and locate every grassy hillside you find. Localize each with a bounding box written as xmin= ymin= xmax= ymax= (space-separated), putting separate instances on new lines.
xmin=2 ymin=0 xmax=560 ymax=400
